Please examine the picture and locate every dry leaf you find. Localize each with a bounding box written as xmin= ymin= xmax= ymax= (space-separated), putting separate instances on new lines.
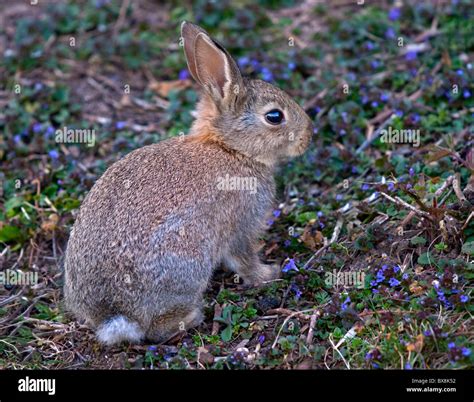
xmin=41 ymin=213 xmax=59 ymax=232
xmin=409 ymin=281 xmax=424 ymax=295
xmin=301 ymin=226 xmax=324 ymax=250
xmin=197 ymin=347 xmax=214 ymax=365
xmin=406 ymin=334 xmax=424 ymax=353
xmin=149 ymin=79 xmax=191 ymax=98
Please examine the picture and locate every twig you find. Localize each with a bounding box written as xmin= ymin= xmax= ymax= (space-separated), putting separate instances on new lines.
xmin=267 ymin=308 xmax=312 ymax=321
xmin=211 ymin=303 xmax=222 ymax=336
xmin=453 ymin=173 xmax=468 ymax=203
xmin=305 ymin=311 xmax=319 ymax=346
xmin=461 ymin=211 xmax=474 ymax=232
xmin=434 ymin=175 xmax=454 ymax=197
xmin=379 ymin=192 xmax=432 ymax=219
xmin=356 ymin=115 xmax=393 ymax=154
xmin=113 ymin=0 xmax=130 ymax=37
xmin=271 ymin=308 xmax=316 ymax=349
xmin=303 ymin=217 xmax=344 ymax=269
xmin=328 ymin=336 xmax=350 ymax=369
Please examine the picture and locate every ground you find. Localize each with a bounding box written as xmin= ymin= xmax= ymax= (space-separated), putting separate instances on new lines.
xmin=0 ymin=0 xmax=473 ymax=370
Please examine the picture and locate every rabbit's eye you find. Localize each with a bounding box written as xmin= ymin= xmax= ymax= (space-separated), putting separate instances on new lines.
xmin=265 ymin=109 xmax=284 ymax=125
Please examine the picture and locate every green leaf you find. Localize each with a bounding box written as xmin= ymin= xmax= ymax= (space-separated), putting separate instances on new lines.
xmin=296 ymin=211 xmax=317 ymax=224
xmin=461 ymin=241 xmax=474 ymax=256
xmin=4 ymin=196 xmax=24 ymax=213
xmin=221 ymin=325 xmax=233 ymax=342
xmin=417 ymin=252 xmax=433 ymax=265
xmin=0 ymin=225 xmax=22 ymax=242
xmin=410 ymin=236 xmax=427 ymax=246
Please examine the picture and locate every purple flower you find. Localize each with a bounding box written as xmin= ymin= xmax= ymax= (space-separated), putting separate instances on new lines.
xmin=395 ymin=109 xmax=404 ymax=118
xmin=284 ymin=239 xmax=291 ymax=247
xmin=34 ymin=82 xmax=43 ymax=91
xmin=393 ymin=265 xmax=400 ymax=273
xmin=411 ymin=113 xmax=420 ymax=123
xmin=48 ymin=149 xmax=59 ymax=159
xmin=115 ymin=121 xmax=126 ymax=130
xmin=238 ymin=56 xmax=250 ymax=68
xmin=404 ymin=362 xmax=412 ymax=370
xmin=44 ymin=125 xmax=55 ymax=138
xmin=380 ymin=93 xmax=390 ymax=102
xmin=463 ymin=89 xmax=471 ymax=98
xmin=371 ymin=101 xmax=379 ymax=108
xmin=388 ymin=7 xmax=401 ymax=21
xmin=455 ymin=69 xmax=464 ymax=76
xmin=148 ymin=345 xmax=158 ymax=351
xmin=365 ymin=41 xmax=375 ymax=51
xmin=336 ymin=194 xmax=343 ymax=201
xmin=376 ymin=270 xmax=385 ymax=283
xmin=273 ymin=209 xmax=281 ymax=218
xmin=409 ymin=167 xmax=415 ymax=176
xmin=405 ymin=51 xmax=418 ymax=61
xmin=341 ymin=296 xmax=351 ymax=310
xmin=267 ymin=219 xmax=274 ymax=226
xmin=251 ymin=59 xmax=260 ymax=70
xmin=389 ymin=278 xmax=401 ymax=287
xmin=287 ymin=62 xmax=296 ymax=71
xmin=462 ymin=347 xmax=471 ymax=356
xmin=317 ymin=211 xmax=324 ymax=218
xmin=385 ymin=27 xmax=396 ymax=39
xmin=261 ymin=67 xmax=273 ymax=82
xmin=33 ymin=123 xmax=42 ymax=133
xmin=460 ymin=295 xmax=468 ymax=303
xmin=424 ymin=330 xmax=431 ymax=336
xmin=291 ymin=284 xmax=302 ymax=299
xmin=178 ymin=69 xmax=189 ymax=80
xmin=361 ymin=183 xmax=370 ymax=191
xmin=371 ymin=60 xmax=381 ymax=69
xmin=372 ymin=288 xmax=379 ymax=293
xmin=448 ymin=342 xmax=456 ymax=349
xmin=387 ymin=182 xmax=395 ymax=191
xmin=14 ymin=134 xmax=22 ymax=144
xmin=258 ymin=334 xmax=265 ymax=344
xmin=282 ymin=259 xmax=298 ymax=273
xmin=339 ymin=129 xmax=347 ymax=136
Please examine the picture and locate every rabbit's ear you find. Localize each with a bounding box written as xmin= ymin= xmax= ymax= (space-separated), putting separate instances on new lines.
xmin=181 ymin=22 xmax=243 ymax=104
xmin=181 ymin=21 xmax=206 ymax=83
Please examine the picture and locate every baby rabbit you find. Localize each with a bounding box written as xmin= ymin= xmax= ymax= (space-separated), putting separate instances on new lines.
xmin=64 ymin=22 xmax=313 ymax=345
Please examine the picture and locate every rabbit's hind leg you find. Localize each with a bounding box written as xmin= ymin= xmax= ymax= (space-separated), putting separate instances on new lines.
xmin=145 ymin=306 xmax=203 ymax=343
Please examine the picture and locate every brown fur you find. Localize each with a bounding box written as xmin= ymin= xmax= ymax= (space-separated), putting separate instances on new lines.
xmin=63 ymin=22 xmax=313 ymax=345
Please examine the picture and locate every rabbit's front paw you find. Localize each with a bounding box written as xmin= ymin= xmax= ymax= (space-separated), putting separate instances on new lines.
xmin=244 ymin=263 xmax=281 ymax=287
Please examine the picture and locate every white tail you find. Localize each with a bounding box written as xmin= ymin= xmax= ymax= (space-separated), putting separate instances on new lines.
xmin=96 ymin=316 xmax=144 ymax=345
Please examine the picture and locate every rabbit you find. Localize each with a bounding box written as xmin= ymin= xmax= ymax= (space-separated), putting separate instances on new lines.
xmin=63 ymin=21 xmax=313 ymax=346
